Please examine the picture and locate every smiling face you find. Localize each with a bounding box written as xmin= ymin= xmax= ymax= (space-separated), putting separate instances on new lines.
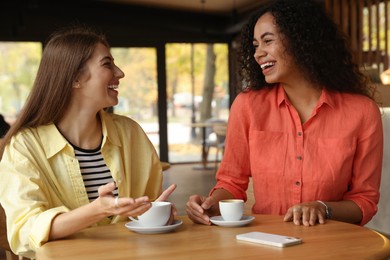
xmin=75 ymin=43 xmax=125 ymax=111
xmin=252 ymin=12 xmax=297 ymax=85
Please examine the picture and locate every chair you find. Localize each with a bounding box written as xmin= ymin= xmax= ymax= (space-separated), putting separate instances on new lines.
xmin=0 ymin=204 xmax=19 ymax=260
xmin=365 ymin=107 xmax=390 ymax=238
xmin=212 ymin=124 xmax=227 ymax=169
xmin=160 ymin=161 xmax=171 ymax=172
xmin=202 ymin=119 xmax=226 ymax=168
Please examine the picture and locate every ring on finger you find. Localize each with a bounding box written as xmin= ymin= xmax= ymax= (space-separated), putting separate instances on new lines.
xmin=114 ymin=197 xmax=119 ymax=208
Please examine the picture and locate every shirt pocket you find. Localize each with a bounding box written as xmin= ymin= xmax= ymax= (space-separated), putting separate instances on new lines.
xmin=249 ymin=130 xmax=288 ymax=174
xmin=308 ymin=137 xmax=356 ymax=183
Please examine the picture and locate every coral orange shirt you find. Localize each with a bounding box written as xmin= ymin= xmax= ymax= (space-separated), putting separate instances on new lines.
xmin=212 ymin=85 xmax=383 ymax=225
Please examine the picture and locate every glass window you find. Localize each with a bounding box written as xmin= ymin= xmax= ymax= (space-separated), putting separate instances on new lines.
xmin=110 ymin=47 xmax=160 ymax=154
xmin=0 ymin=42 xmax=42 ymax=125
xmin=166 ymin=43 xmax=230 ymax=164
xmin=362 ymin=2 xmax=390 ymax=75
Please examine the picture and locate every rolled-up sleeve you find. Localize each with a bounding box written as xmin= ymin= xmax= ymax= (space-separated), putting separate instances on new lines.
xmin=0 ymin=143 xmax=69 ymax=258
xmin=343 ymin=102 xmax=383 ymax=225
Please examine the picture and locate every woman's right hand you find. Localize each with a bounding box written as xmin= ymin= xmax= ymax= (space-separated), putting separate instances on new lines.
xmin=98 ymin=182 xmax=152 ymax=218
xmin=50 ymin=182 xmax=152 ymax=240
xmin=186 ymin=194 xmax=219 ymax=225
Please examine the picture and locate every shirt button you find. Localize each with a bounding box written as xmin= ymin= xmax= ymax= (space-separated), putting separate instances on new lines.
xmin=298 ymin=132 xmax=302 ymax=136
xmin=297 ymin=156 xmax=303 ymax=160
xmin=295 ymin=181 xmax=300 ymax=186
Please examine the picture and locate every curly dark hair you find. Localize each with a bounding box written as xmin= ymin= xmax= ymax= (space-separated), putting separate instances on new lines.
xmin=238 ymin=0 xmax=374 ymax=99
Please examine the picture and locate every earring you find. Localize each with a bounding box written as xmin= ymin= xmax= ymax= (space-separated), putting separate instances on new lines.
xmin=73 ymin=81 xmax=80 ymax=88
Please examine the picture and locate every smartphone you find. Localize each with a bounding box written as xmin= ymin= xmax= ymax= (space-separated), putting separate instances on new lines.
xmin=236 ymin=231 xmax=302 ymax=247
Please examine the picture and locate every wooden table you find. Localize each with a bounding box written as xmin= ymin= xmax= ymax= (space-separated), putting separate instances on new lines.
xmin=36 ymin=215 xmax=390 ymax=259
xmin=191 ymin=121 xmax=227 ymax=170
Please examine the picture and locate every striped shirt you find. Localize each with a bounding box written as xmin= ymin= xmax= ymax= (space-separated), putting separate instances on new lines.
xmin=73 ymin=145 xmax=118 ymax=201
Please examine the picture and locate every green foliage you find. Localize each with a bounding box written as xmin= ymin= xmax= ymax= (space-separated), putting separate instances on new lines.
xmin=0 ymin=43 xmax=229 ymax=123
xmin=111 ymin=47 xmax=157 ymax=119
xmin=166 ymin=43 xmax=228 ymax=98
xmin=0 ymin=42 xmax=41 ymax=116
xmin=111 ymin=44 xmax=228 ymax=122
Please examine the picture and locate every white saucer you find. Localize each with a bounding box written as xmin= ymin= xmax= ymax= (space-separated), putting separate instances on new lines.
xmin=210 ymin=215 xmax=255 ymax=227
xmin=125 ymin=219 xmax=183 ymax=234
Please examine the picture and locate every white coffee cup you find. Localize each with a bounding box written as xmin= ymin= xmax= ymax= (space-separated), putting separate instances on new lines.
xmin=129 ymin=201 xmax=171 ymax=227
xmin=219 ymin=199 xmax=244 ymax=221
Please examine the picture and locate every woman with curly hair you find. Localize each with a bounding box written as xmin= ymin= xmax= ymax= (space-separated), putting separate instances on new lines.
xmin=186 ymin=0 xmax=383 ymax=227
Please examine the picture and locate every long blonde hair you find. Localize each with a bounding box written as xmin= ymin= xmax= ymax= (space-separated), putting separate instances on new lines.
xmin=0 ymin=25 xmax=109 ymax=158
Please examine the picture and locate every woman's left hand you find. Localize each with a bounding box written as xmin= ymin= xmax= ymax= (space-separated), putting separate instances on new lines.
xmin=283 ymin=201 xmax=327 ymax=226
xmin=156 ymin=184 xmax=177 ymax=225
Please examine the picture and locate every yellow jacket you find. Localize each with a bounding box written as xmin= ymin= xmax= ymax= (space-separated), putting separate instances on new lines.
xmin=0 ymin=110 xmax=162 ymax=258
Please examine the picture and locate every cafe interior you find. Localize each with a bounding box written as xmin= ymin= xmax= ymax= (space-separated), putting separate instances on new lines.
xmin=1 ymin=0 xmax=390 ymax=259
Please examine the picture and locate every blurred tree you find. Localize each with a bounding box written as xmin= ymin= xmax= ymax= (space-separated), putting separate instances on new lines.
xmin=166 ymin=44 xmax=205 ymax=118
xmin=111 ymin=48 xmax=157 ymax=120
xmin=200 ymin=44 xmax=216 ymax=121
xmin=0 ymin=42 xmax=41 ymax=117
